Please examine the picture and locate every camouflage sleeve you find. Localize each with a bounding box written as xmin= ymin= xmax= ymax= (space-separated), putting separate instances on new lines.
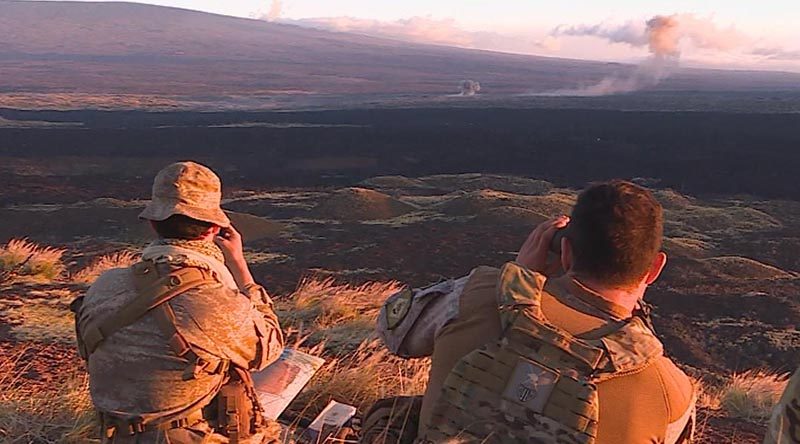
xmin=171 ymin=282 xmax=285 ymax=372
xmin=241 ymin=283 xmax=285 ymax=371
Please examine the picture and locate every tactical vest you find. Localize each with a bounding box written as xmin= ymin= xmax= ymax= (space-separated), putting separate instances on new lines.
xmin=419 ymin=263 xmax=664 ymax=444
xmin=73 ymin=259 xmax=264 ymax=442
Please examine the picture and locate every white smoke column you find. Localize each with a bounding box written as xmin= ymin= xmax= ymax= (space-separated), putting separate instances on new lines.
xmin=545 ymin=14 xmax=742 ymax=96
xmin=459 ymin=80 xmax=481 ymax=96
xmin=265 ymin=0 xmax=282 ymax=22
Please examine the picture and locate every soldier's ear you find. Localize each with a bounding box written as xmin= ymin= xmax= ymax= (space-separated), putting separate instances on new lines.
xmin=561 ymin=238 xmax=573 ymax=272
xmin=199 ymin=225 xmax=221 ymax=240
xmin=645 ymin=252 xmax=667 ymax=285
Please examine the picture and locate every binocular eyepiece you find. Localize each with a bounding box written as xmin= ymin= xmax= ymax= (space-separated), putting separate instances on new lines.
xmin=549 ymin=229 xmax=568 ymax=254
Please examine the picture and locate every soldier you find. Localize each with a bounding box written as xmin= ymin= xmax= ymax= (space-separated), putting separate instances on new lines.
xmin=764 ymin=367 xmax=800 ymax=444
xmin=72 ymin=161 xmax=284 ymax=443
xmin=364 ymin=180 xmax=696 ymax=444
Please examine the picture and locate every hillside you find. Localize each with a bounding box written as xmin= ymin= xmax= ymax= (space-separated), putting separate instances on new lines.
xmin=2 ymin=0 xmax=800 ymax=103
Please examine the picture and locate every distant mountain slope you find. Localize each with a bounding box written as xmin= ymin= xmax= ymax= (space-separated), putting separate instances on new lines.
xmin=1 ymin=1 xmax=799 ymax=97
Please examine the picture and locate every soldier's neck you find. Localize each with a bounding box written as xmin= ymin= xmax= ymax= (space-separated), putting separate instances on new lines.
xmin=569 ymin=274 xmax=646 ymax=317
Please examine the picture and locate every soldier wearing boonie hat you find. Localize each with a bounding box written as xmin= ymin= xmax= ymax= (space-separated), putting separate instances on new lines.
xmin=139 ymin=161 xmax=231 ymax=228
xmin=73 ymin=161 xmax=284 ymax=443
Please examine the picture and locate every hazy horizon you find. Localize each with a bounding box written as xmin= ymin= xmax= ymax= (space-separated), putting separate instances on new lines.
xmin=18 ymin=0 xmax=800 ymax=74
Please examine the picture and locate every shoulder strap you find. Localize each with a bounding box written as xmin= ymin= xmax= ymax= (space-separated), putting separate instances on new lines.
xmin=496 ymin=262 xmax=663 ymax=375
xmin=80 ymin=260 xmax=210 ymax=358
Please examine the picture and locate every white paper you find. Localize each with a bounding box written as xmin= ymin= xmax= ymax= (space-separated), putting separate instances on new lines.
xmin=252 ymin=348 xmax=325 ymax=419
xmin=308 ymin=400 xmax=357 ymax=432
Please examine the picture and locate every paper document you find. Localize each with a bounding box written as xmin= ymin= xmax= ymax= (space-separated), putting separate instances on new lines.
xmin=252 ymin=348 xmax=326 ymax=419
xmin=309 ymin=400 xmax=357 ymax=432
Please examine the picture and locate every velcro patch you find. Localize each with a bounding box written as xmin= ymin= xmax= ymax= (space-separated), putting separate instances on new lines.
xmin=502 ymin=358 xmax=559 ymax=413
xmin=384 ymin=288 xmax=413 ymax=330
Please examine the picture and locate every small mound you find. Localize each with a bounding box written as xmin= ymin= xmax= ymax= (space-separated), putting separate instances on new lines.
xmin=436 ymin=190 xmax=574 ymax=218
xmin=314 ymin=188 xmax=417 ymax=221
xmin=702 ymin=256 xmax=793 ymax=280
xmin=672 ymin=205 xmax=782 ymax=234
xmin=419 ymin=174 xmax=552 ymax=195
xmin=359 ymin=176 xmax=432 ymax=194
xmin=663 ymin=237 xmax=714 ymax=258
xmin=227 ymin=211 xmax=285 ymax=241
xmin=653 ymin=189 xmax=693 ymax=210
xmin=475 ymin=206 xmax=549 ymax=227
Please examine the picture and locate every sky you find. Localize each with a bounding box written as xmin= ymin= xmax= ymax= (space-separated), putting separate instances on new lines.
xmin=56 ymin=0 xmax=800 ymax=72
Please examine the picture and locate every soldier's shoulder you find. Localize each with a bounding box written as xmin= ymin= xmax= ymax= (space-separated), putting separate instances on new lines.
xmin=468 ymin=265 xmax=502 ymax=280
xmin=175 ymin=277 xmax=238 ymax=305
xmin=650 ymin=356 xmax=696 ymax=419
xmin=87 ymin=266 xmax=132 ymax=292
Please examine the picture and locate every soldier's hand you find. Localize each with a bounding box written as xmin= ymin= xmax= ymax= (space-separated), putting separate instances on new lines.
xmin=214 ymin=225 xmax=256 ymax=289
xmin=515 ymin=215 xmax=569 ymax=276
xmin=215 ymin=225 xmax=245 ymax=263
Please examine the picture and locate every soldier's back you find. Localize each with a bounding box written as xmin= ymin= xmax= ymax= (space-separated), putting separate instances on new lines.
xmin=419 ymin=266 xmax=695 ymax=443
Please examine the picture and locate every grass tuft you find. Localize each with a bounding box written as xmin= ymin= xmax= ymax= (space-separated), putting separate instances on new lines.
xmin=276 ymin=277 xmax=429 ymax=419
xmin=719 ymin=370 xmax=790 ymax=420
xmin=0 ymin=350 xmax=97 ymax=443
xmin=277 ymin=277 xmax=403 ymax=350
xmin=698 ymin=370 xmax=790 ymax=421
xmin=0 ymin=239 xmax=66 ymax=282
xmin=72 ymin=251 xmax=138 ymax=284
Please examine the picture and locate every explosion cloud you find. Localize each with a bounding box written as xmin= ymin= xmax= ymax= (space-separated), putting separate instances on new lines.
xmin=459 ymin=80 xmax=481 ymax=96
xmin=546 ymin=14 xmax=744 ymax=96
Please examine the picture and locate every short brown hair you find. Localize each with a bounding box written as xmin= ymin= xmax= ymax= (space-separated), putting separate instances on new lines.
xmin=568 ymin=180 xmax=663 ymax=287
xmin=151 ymin=214 xmax=215 ymax=240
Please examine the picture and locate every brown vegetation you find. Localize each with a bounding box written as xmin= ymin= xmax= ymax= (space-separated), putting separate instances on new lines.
xmin=0 ymin=239 xmax=66 ymax=282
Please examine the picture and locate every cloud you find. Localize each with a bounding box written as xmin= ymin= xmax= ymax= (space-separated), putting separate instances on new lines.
xmin=751 ymin=47 xmax=800 ymax=61
xmin=267 ymin=15 xmax=554 ymax=55
xmin=294 ymin=16 xmax=474 ymax=46
xmin=540 ymin=14 xmax=762 ymax=96
xmin=554 ymin=21 xmax=648 ymax=47
xmin=553 ymin=14 xmax=747 ymax=55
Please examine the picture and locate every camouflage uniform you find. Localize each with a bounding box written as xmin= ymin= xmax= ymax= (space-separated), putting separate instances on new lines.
xmin=74 ymin=162 xmax=285 ymax=443
xmin=367 ymin=263 xmax=696 ymax=444
xmin=77 ymin=241 xmax=284 ymax=443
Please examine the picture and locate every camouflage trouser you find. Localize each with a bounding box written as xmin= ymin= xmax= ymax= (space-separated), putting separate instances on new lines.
xmin=103 ymin=419 xmax=283 ymax=444
xmin=359 ymin=396 xmax=422 ymax=444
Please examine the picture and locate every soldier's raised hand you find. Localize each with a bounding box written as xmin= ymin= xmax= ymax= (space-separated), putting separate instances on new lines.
xmin=515 ymin=215 xmax=569 ymax=276
xmin=214 ymin=225 xmax=256 ymax=289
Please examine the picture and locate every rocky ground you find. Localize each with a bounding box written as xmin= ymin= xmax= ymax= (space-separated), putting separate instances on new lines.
xmin=2 ymin=173 xmax=798 ymax=442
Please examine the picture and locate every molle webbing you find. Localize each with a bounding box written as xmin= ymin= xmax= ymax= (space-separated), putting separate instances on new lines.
xmin=79 ymin=261 xmax=226 ymax=379
xmin=422 ymin=263 xmax=665 ymax=444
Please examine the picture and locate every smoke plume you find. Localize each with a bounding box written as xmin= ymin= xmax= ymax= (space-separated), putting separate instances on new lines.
xmin=547 ymin=14 xmax=744 ymax=95
xmin=265 ymin=0 xmax=282 ymax=22
xmin=459 ymin=80 xmax=481 ymax=96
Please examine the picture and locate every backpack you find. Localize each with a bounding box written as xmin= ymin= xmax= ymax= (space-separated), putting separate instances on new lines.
xmin=419 ymin=262 xmax=664 ymax=444
xmin=73 ymin=259 xmax=265 ymax=442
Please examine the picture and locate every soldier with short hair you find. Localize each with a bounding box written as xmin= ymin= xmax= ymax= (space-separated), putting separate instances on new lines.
xmin=73 ymin=161 xmax=284 ymax=443
xmin=364 ymin=180 xmax=696 ymax=444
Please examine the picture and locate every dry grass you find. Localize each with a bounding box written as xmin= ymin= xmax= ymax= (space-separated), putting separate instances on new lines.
xmin=698 ymin=370 xmax=790 ymax=421
xmin=0 ymin=351 xmax=97 ymax=443
xmin=6 ymin=303 xmax=77 ymax=344
xmin=277 ymin=276 xmax=403 ymax=350
xmin=0 ymin=239 xmax=66 ymax=282
xmin=276 ymin=277 xmax=430 ymax=418
xmin=72 ymin=251 xmax=138 ymax=284
xmin=288 ymin=339 xmax=430 ymax=418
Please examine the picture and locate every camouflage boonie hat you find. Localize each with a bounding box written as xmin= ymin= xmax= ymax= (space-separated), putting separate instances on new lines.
xmin=139 ymin=161 xmax=231 ymax=227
